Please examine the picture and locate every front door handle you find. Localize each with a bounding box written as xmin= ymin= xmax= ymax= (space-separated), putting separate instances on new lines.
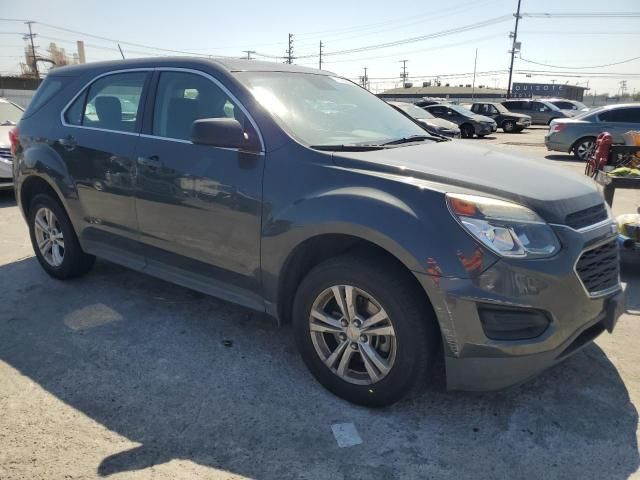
xmin=137 ymin=155 xmax=162 ymax=169
xmin=58 ymin=135 xmax=77 ymax=151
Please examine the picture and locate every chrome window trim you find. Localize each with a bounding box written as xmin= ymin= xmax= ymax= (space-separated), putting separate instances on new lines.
xmin=59 ymin=66 xmax=265 ymax=153
xmin=59 ymin=67 xmax=154 ymax=134
xmin=572 ymin=236 xmax=621 ymax=299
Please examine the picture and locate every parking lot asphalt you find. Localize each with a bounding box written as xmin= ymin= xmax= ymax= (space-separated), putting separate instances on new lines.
xmin=1 ymin=128 xmax=639 ymax=480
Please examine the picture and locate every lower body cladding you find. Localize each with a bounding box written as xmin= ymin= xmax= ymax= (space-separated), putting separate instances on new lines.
xmin=414 ymin=220 xmax=623 ymax=391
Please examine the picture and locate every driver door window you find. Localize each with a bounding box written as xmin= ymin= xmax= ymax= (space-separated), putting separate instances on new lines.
xmin=152 ymin=71 xmax=251 ymax=141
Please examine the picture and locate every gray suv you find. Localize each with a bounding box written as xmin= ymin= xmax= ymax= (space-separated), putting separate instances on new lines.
xmin=502 ymin=99 xmax=570 ymax=125
xmin=12 ymin=58 xmax=623 ymax=406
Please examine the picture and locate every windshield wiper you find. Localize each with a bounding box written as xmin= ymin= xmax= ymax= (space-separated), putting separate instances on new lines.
xmin=310 ymin=144 xmax=384 ymax=151
xmin=381 ymin=135 xmax=440 ymax=146
xmin=0 ymin=120 xmax=16 ymax=126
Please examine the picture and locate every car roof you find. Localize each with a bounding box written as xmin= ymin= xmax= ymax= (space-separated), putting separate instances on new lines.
xmin=48 ymin=57 xmax=332 ymax=77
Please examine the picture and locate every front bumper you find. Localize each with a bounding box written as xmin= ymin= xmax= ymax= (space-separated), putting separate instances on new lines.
xmin=0 ymin=159 xmax=13 ymax=190
xmin=414 ymin=220 xmax=623 ymax=391
xmin=475 ymin=124 xmax=496 ymax=135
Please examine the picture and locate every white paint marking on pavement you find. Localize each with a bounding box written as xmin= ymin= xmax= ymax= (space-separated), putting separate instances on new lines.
xmin=331 ymin=422 xmax=363 ymax=448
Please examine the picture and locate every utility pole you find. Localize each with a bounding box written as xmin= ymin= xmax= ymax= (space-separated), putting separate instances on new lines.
xmin=242 ymin=50 xmax=255 ymax=60
xmin=400 ymin=59 xmax=408 ymax=85
xmin=24 ymin=21 xmax=39 ymax=79
xmin=471 ymin=48 xmax=478 ymax=100
xmin=285 ymin=33 xmax=294 ymax=64
xmin=506 ymin=0 xmax=522 ymax=98
xmin=362 ymin=67 xmax=368 ymax=89
xmin=319 ymin=41 xmax=323 ymax=70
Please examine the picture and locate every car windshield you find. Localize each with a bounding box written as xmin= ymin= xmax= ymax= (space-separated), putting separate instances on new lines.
xmin=574 ymin=106 xmax=605 ymax=120
xmin=392 ymin=102 xmax=435 ymax=120
xmin=448 ymin=104 xmax=473 ymax=116
xmin=573 ymin=101 xmax=588 ymax=110
xmin=0 ymin=101 xmax=23 ymax=125
xmin=235 ymin=72 xmax=427 ymax=146
xmin=492 ymin=103 xmax=508 ymax=113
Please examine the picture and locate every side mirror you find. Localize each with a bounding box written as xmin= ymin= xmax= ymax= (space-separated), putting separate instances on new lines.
xmin=191 ymin=118 xmax=260 ymax=152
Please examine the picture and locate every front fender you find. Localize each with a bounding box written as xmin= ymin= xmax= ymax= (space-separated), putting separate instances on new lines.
xmin=260 ymin=181 xmax=499 ymax=309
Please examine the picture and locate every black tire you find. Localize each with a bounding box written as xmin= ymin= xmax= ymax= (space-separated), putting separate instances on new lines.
xmin=460 ymin=123 xmax=475 ymax=139
xmin=514 ymin=127 xmax=524 ymax=133
xmin=502 ymin=120 xmax=516 ymax=133
xmin=572 ymin=136 xmax=597 ymax=161
xmin=28 ymin=193 xmax=95 ymax=279
xmin=293 ymin=253 xmax=438 ymax=407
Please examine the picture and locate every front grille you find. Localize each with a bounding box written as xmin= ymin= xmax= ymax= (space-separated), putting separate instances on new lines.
xmin=565 ymin=204 xmax=608 ymax=230
xmin=0 ymin=147 xmax=11 ymax=161
xmin=575 ymin=240 xmax=619 ymax=295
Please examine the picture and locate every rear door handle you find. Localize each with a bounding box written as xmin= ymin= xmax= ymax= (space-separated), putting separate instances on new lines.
xmin=137 ymin=155 xmax=162 ymax=169
xmin=58 ymin=135 xmax=77 ymax=151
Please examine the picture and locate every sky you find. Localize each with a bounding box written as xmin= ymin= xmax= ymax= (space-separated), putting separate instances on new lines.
xmin=1 ymin=0 xmax=639 ymax=95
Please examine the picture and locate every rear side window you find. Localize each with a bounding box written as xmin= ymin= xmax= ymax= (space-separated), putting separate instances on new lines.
xmin=22 ymin=77 xmax=64 ymax=118
xmin=599 ymin=108 xmax=640 ymax=123
xmin=152 ymin=71 xmax=249 ymax=141
xmin=64 ymin=72 xmax=147 ymax=132
xmin=553 ymin=101 xmax=574 ymax=110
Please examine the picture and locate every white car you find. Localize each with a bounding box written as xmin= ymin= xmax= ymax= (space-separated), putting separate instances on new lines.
xmin=0 ymin=98 xmax=23 ymax=190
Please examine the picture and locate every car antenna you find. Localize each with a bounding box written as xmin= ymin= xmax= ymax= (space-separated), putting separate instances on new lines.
xmin=117 ymin=44 xmax=126 ymax=60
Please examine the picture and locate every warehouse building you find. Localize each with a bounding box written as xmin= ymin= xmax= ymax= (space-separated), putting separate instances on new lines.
xmin=378 ymin=84 xmax=507 ymax=103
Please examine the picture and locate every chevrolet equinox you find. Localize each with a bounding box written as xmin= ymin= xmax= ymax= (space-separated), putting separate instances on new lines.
xmin=11 ymin=59 xmax=624 ymax=406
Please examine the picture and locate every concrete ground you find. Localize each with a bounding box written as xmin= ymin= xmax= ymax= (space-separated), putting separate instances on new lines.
xmin=1 ymin=127 xmax=639 ymax=480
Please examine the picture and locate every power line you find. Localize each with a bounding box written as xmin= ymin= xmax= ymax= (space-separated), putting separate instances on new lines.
xmin=518 ymin=54 xmax=640 ymax=69
xmin=522 ymin=12 xmax=640 ymax=18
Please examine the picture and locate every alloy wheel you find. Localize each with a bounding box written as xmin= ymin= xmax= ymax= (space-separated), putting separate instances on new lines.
xmin=34 ymin=207 xmax=65 ymax=267
xmin=503 ymin=120 xmax=515 ymax=132
xmin=576 ymin=139 xmax=595 ymax=161
xmin=308 ymin=285 xmax=397 ymax=385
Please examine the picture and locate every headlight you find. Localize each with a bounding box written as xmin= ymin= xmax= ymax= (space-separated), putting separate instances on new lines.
xmin=446 ymin=193 xmax=560 ymax=258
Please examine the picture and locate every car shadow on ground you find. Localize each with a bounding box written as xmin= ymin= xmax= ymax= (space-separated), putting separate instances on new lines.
xmin=545 ymin=154 xmax=582 ymax=163
xmin=0 ymin=256 xmax=638 ymax=479
xmin=0 ymin=189 xmax=16 ymax=208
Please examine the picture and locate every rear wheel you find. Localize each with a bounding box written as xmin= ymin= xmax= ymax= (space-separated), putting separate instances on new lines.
xmin=28 ymin=193 xmax=95 ymax=279
xmin=293 ymin=254 xmax=438 ymax=407
xmin=460 ymin=123 xmax=475 ymax=139
xmin=502 ymin=120 xmax=516 ymax=133
xmin=573 ymin=137 xmax=596 ymax=161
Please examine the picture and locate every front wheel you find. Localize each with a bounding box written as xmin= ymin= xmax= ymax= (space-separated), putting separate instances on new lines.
xmin=502 ymin=120 xmax=516 ymax=133
xmin=460 ymin=123 xmax=475 ymax=139
xmin=293 ymin=254 xmax=438 ymax=407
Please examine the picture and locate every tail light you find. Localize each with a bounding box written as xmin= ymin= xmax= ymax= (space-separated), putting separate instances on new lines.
xmin=549 ymin=123 xmax=566 ymax=134
xmin=9 ymin=127 xmax=19 ymax=156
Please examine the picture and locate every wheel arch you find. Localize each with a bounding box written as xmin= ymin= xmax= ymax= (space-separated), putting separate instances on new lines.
xmin=275 ymin=232 xmax=437 ymax=329
xmin=570 ymin=135 xmax=597 ymax=155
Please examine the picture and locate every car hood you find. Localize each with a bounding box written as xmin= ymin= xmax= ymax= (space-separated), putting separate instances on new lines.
xmin=504 ymin=112 xmax=531 ymax=120
xmin=332 ymin=141 xmax=603 ymax=224
xmin=421 ymin=118 xmax=459 ymax=130
xmin=467 ymin=113 xmax=495 ymax=123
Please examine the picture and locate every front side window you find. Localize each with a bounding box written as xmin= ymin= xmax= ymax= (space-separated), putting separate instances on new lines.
xmin=152 ymin=71 xmax=245 ymax=141
xmin=236 ymin=72 xmax=426 ymax=147
xmin=65 ymin=72 xmax=147 ymax=132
